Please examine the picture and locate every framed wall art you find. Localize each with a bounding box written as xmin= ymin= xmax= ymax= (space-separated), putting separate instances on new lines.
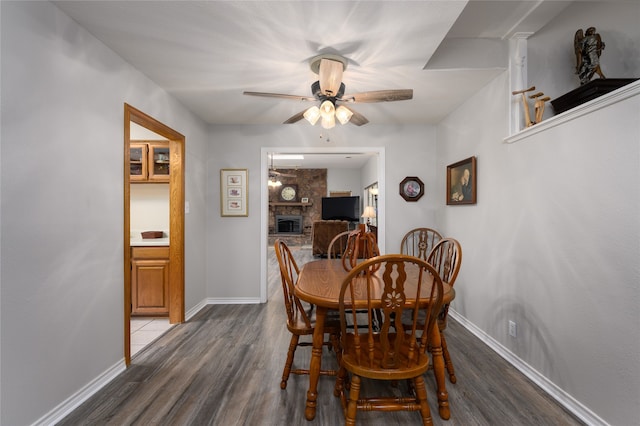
xmin=447 ymin=156 xmax=477 ymax=205
xmin=399 ymin=176 xmax=424 ymax=202
xmin=220 ymin=169 xmax=248 ymax=216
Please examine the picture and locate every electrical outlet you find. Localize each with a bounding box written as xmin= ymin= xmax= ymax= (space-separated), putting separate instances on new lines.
xmin=509 ymin=320 xmax=517 ymax=338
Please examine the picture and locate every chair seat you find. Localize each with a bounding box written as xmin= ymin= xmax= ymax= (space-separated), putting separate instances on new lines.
xmin=437 ymin=317 xmax=447 ymax=330
xmin=287 ymin=312 xmax=340 ymax=336
xmin=341 ymin=333 xmax=430 ymax=380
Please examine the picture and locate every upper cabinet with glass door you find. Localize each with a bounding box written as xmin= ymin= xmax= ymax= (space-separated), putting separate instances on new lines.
xmin=130 ymin=141 xmax=170 ymax=183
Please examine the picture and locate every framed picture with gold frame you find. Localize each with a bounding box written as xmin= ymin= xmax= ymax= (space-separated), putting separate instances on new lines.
xmin=220 ymin=169 xmax=248 ymax=216
xmin=447 ymin=156 xmax=477 ymax=205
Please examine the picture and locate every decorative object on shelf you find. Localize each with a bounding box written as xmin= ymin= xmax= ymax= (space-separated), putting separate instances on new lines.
xmin=220 ymin=169 xmax=248 ymax=217
xmin=361 ymin=206 xmax=376 ymax=231
xmin=574 ymin=27 xmax=605 ymax=85
xmin=447 ymin=157 xmax=477 ymax=205
xmin=279 ymin=184 xmax=298 ymax=202
xmin=512 ymin=87 xmax=551 ymax=127
xmin=399 ymin=176 xmax=424 ymax=202
xmin=301 ymin=197 xmax=309 ymax=203
xmin=529 ymin=92 xmax=551 ymax=124
xmin=551 ymin=78 xmax=638 ymax=114
xmin=512 ymin=86 xmax=536 ymax=127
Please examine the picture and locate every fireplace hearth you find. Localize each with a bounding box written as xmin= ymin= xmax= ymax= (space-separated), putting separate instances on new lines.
xmin=276 ymin=215 xmax=303 ymax=234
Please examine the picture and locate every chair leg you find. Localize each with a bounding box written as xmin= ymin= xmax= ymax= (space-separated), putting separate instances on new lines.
xmin=281 ymin=334 xmax=299 ymax=389
xmin=345 ymin=374 xmax=361 ymax=426
xmin=441 ymin=333 xmax=457 ymax=384
xmin=413 ymin=375 xmax=434 ymax=426
xmin=334 ymin=364 xmax=347 ymax=402
xmin=332 ymin=333 xmax=345 ymax=398
xmin=329 ymin=332 xmax=341 ymax=363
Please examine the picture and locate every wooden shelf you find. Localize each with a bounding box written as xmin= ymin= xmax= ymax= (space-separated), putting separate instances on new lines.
xmin=269 ymin=202 xmax=313 ymax=207
xmin=505 ymin=79 xmax=640 ymax=144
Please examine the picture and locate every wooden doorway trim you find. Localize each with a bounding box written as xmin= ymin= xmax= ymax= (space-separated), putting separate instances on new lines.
xmin=124 ymin=103 xmax=185 ymax=365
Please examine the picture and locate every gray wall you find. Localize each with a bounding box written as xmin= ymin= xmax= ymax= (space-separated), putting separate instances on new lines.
xmin=0 ymin=2 xmax=208 ymax=424
xmin=435 ymin=3 xmax=640 ymax=425
xmin=205 ymin=124 xmax=437 ymax=300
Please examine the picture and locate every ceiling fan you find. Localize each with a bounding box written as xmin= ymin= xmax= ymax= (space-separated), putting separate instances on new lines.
xmin=269 ymin=168 xmax=295 ymax=178
xmin=268 ymin=154 xmax=295 ymax=187
xmin=244 ymin=54 xmax=413 ymax=128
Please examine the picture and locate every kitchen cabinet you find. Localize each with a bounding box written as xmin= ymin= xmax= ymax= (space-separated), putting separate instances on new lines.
xmin=131 ymin=246 xmax=170 ymax=315
xmin=130 ymin=141 xmax=170 ymax=182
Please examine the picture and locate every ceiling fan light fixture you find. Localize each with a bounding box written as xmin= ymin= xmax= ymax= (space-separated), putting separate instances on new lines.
xmin=268 ymin=178 xmax=282 ymax=187
xmin=335 ymin=105 xmax=353 ymax=124
xmin=319 ymin=100 xmax=335 ymax=119
xmin=303 ymin=106 xmax=320 ymax=125
xmin=321 ymin=114 xmax=335 ymax=129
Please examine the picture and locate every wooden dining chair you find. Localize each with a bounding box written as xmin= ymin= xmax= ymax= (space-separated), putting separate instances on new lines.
xmin=427 ymin=237 xmax=462 ymax=383
xmin=327 ymin=230 xmax=351 ymax=259
xmin=336 ymin=226 xmax=383 ymax=330
xmin=400 ymin=227 xmax=443 ymax=261
xmin=342 ymin=225 xmax=380 ymax=272
xmin=274 ymin=239 xmax=341 ymax=389
xmin=334 ymin=254 xmax=445 ymax=425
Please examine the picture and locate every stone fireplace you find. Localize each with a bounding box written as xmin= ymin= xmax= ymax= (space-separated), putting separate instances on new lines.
xmin=276 ymin=215 xmax=303 ymax=234
xmin=268 ymin=168 xmax=327 ymax=246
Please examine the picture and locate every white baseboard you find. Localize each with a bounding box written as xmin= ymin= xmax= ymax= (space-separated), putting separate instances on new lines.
xmin=185 ymin=298 xmax=209 ymax=321
xmin=32 ymin=359 xmax=126 ymax=426
xmin=205 ymin=297 xmax=262 ymax=305
xmin=186 ymin=297 xmax=261 ymax=319
xmin=449 ymin=310 xmax=608 ymax=426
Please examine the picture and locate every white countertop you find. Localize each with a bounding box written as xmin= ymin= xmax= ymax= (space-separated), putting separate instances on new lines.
xmin=130 ymin=230 xmax=169 ymax=247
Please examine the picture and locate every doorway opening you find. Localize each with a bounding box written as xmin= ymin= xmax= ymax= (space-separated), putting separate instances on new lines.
xmin=124 ymin=104 xmax=185 ymax=365
xmin=260 ymin=147 xmax=385 ymax=304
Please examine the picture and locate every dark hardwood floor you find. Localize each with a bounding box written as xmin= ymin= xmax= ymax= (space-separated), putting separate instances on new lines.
xmin=58 ymin=246 xmax=584 ymax=425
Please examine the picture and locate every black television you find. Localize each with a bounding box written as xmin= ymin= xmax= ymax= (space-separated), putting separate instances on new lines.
xmin=321 ymin=196 xmax=360 ymax=222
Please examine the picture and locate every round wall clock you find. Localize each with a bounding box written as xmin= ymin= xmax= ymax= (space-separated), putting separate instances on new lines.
xmin=279 ymin=184 xmax=298 ymax=202
xmin=399 ymin=177 xmax=424 ymax=202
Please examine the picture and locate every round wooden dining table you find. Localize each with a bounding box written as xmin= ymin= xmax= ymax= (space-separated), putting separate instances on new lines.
xmin=294 ymin=258 xmax=455 ymax=421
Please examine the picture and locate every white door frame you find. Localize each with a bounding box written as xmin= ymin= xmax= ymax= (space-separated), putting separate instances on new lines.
xmin=259 ymin=146 xmax=385 ymax=303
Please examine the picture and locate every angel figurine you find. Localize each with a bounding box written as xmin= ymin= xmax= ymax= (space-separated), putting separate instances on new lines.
xmin=574 ymin=27 xmax=606 ymax=85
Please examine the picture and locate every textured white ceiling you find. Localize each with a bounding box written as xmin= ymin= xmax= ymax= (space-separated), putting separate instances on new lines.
xmin=54 ymin=1 xmax=572 ymax=128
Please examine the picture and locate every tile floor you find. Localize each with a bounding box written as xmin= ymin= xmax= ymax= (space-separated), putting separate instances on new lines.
xmin=130 ymin=317 xmax=174 ymax=356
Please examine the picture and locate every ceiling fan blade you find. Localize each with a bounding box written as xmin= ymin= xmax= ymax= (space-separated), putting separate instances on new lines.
xmin=318 ymin=58 xmax=344 ymax=97
xmin=348 ymin=108 xmax=369 ymax=126
xmin=269 ymin=170 xmax=296 ymax=178
xmin=283 ymin=110 xmax=306 ymax=124
xmin=243 ymin=91 xmax=316 ymax=102
xmin=341 ymin=89 xmax=413 ymax=103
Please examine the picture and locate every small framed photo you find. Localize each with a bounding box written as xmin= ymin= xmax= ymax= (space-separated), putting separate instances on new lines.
xmin=447 ymin=156 xmax=477 ymax=205
xmin=399 ymin=176 xmax=424 ymax=202
xmin=220 ymin=169 xmax=248 ymax=216
xmin=301 ymin=197 xmax=309 ymax=203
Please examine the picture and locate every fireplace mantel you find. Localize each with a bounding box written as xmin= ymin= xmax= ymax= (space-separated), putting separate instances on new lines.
xmin=269 ymin=202 xmax=313 ymax=208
